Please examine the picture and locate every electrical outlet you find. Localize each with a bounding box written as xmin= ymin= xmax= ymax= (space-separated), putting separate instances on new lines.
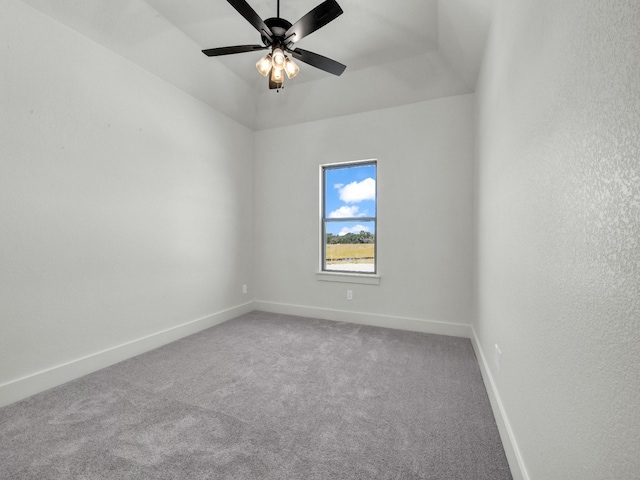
xmin=347 ymin=290 xmax=353 ymax=300
xmin=242 ymin=284 xmax=247 ymax=294
xmin=494 ymin=344 xmax=502 ymax=373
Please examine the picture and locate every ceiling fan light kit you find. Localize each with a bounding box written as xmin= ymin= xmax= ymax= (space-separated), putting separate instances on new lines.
xmin=202 ymin=0 xmax=346 ymax=91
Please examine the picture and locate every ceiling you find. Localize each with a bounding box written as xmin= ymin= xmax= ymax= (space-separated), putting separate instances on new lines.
xmin=19 ymin=0 xmax=495 ymax=130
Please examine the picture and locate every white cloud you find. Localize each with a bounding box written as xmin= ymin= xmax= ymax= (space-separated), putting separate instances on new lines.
xmin=338 ymin=178 xmax=376 ymax=203
xmin=338 ymin=225 xmax=370 ymax=236
xmin=329 ymin=205 xmax=368 ymax=218
xmin=329 ymin=205 xmax=359 ymax=218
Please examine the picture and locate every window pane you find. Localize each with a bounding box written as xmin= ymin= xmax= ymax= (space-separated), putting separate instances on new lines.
xmin=324 ymin=164 xmax=376 ymax=219
xmin=325 ymin=220 xmax=375 ymax=273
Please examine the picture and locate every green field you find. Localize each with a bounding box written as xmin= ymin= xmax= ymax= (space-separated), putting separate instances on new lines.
xmin=325 ymin=244 xmax=375 ymax=264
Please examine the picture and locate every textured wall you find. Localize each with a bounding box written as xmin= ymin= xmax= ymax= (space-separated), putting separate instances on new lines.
xmin=475 ymin=0 xmax=640 ymax=478
xmin=0 ymin=1 xmax=253 ymax=390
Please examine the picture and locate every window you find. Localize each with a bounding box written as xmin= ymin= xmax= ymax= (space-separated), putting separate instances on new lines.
xmin=321 ymin=160 xmax=377 ymax=274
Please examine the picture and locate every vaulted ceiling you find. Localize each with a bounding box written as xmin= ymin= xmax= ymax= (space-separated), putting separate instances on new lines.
xmin=19 ymin=0 xmax=494 ymax=130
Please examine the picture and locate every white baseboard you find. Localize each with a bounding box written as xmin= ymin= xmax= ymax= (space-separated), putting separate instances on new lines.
xmin=470 ymin=327 xmax=530 ymax=480
xmin=0 ymin=302 xmax=254 ymax=408
xmin=253 ymin=300 xmax=472 ymax=338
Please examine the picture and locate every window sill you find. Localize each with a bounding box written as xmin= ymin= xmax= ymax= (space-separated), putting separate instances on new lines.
xmin=316 ymin=271 xmax=381 ymax=285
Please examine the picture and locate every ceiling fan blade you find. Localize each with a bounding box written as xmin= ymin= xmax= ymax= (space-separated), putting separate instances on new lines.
xmin=290 ymin=48 xmax=346 ymax=76
xmin=202 ymin=45 xmax=268 ymax=57
xmin=285 ymin=0 xmax=343 ymax=44
xmin=227 ymin=0 xmax=273 ymax=41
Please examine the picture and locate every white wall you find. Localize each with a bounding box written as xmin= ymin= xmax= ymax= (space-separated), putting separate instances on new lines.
xmin=475 ymin=1 xmax=640 ymax=479
xmin=253 ymin=95 xmax=475 ymax=334
xmin=0 ymin=0 xmax=254 ymax=406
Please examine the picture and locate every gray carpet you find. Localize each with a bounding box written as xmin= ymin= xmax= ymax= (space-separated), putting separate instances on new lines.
xmin=0 ymin=311 xmax=512 ymax=479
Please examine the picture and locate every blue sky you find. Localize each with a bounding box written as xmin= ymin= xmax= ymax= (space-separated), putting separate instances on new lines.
xmin=324 ymin=164 xmax=376 ymax=236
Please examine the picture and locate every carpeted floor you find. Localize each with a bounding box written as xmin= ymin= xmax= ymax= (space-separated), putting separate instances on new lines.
xmin=0 ymin=311 xmax=512 ymax=479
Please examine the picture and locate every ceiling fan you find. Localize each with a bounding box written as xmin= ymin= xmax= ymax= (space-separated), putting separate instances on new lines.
xmin=202 ymin=0 xmax=346 ymax=90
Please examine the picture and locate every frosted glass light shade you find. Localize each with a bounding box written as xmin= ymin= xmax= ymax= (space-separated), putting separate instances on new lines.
xmin=271 ymin=66 xmax=284 ymax=82
xmin=256 ymin=54 xmax=272 ymax=76
xmin=284 ymin=57 xmax=299 ymax=79
xmin=272 ymin=48 xmax=285 ymax=68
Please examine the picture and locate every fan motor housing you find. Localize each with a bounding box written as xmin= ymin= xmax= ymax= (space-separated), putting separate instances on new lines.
xmin=262 ymin=17 xmax=293 ymax=46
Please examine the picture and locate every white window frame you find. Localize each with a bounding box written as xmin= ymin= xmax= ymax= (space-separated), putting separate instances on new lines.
xmin=317 ymin=159 xmax=380 ymax=285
